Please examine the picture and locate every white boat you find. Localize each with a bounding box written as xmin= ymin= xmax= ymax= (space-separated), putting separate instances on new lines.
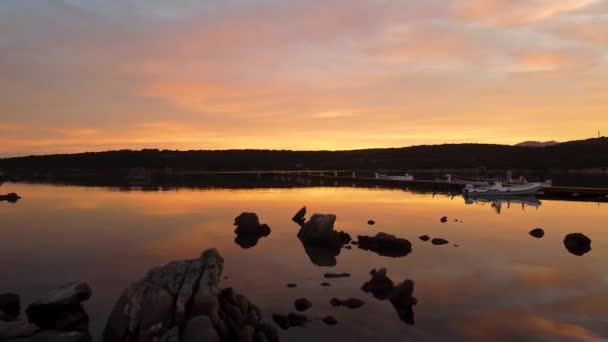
xmin=375 ymin=173 xmax=414 ymax=181
xmin=463 ymin=181 xmax=544 ymax=196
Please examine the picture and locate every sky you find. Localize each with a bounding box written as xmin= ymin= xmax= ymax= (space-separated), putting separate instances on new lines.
xmin=1 ymin=0 xmax=607 ymax=156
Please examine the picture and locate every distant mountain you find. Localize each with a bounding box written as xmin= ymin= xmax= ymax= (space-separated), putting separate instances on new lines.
xmin=1 ymin=137 xmax=607 ymax=173
xmin=515 ymin=141 xmax=560 ymax=147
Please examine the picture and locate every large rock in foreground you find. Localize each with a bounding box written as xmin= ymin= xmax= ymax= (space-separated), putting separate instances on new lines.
xmin=357 ymin=233 xmax=412 ymax=257
xmin=103 ymin=249 xmax=278 ymax=342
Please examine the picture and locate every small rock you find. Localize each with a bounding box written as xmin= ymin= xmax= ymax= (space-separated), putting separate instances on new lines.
xmin=330 ymin=298 xmax=365 ymax=309
xmin=440 ymin=216 xmax=448 ymax=223
xmin=272 ymin=315 xmax=290 ymax=330
xmin=563 ymin=233 xmax=592 ymax=256
xmin=357 ymin=233 xmax=412 ymax=257
xmin=0 ymin=193 xmax=20 ymax=203
xmin=0 ymin=293 xmax=20 ymax=320
xmin=322 ymin=316 xmax=338 ymax=326
xmin=367 ymin=220 xmax=375 ymax=225
xmin=294 ymin=298 xmax=312 ymax=312
xmin=418 ymin=235 xmax=430 ymax=242
xmin=344 ymin=245 xmax=352 ymax=250
xmin=324 ymin=273 xmax=350 ymax=279
xmin=529 ymin=228 xmax=544 ymax=238
xmin=320 ymin=282 xmax=331 ymax=287
xmin=351 ymin=241 xmax=359 ymax=246
xmin=431 ymin=238 xmax=449 ymax=246
xmin=286 ymin=284 xmax=297 ymax=288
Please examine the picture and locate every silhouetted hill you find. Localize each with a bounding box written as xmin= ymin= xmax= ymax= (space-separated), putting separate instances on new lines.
xmin=515 ymin=140 xmax=559 ymax=147
xmin=1 ymin=138 xmax=607 ymax=172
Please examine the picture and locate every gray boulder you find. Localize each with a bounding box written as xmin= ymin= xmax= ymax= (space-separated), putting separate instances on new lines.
xmin=103 ymin=249 xmax=277 ymax=342
xmin=0 ymin=319 xmax=39 ymax=340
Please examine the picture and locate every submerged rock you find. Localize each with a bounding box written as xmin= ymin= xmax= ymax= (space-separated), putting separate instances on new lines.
xmin=440 ymin=216 xmax=448 ymax=223
xmin=329 ymin=298 xmax=365 ymax=309
xmin=0 ymin=293 xmax=20 ymax=321
xmin=286 ymin=284 xmax=297 ymax=289
xmin=320 ymin=282 xmax=331 ymax=287
xmin=367 ymin=220 xmax=375 ymax=226
xmin=357 ymin=233 xmax=412 ymax=257
xmin=563 ymin=233 xmax=592 ymax=256
xmin=294 ymin=298 xmax=312 ymax=312
xmin=287 ymin=313 xmax=309 ymax=327
xmin=103 ymin=249 xmax=278 ymax=342
xmin=529 ymin=228 xmax=545 ymax=238
xmin=322 ymin=316 xmax=338 ymax=326
xmin=431 ymin=238 xmax=449 ymax=246
xmin=418 ymin=235 xmax=430 ymax=242
xmin=272 ymin=315 xmax=290 ymax=330
xmin=0 ymin=193 xmax=20 ymax=203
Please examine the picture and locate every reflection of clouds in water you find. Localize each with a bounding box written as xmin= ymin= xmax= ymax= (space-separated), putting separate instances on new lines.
xmin=455 ymin=311 xmax=604 ymax=342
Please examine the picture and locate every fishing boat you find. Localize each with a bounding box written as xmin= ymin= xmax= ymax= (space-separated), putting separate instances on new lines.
xmin=463 ymin=181 xmax=544 ymax=196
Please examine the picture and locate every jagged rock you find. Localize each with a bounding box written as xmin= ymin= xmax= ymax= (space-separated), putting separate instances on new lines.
xmin=418 ymin=235 xmax=430 ymax=242
xmin=322 ymin=316 xmax=338 ymax=326
xmin=323 ymin=273 xmax=350 ymax=279
xmin=357 ymin=233 xmax=412 ymax=257
xmin=103 ymin=249 xmax=277 ymax=342
xmin=564 ymin=233 xmax=592 ymax=256
xmin=329 ymin=298 xmax=365 ymax=309
xmin=292 ymin=207 xmax=307 ymax=224
xmin=431 ymin=238 xmax=449 ymax=246
xmin=529 ymin=228 xmax=544 ymax=238
xmin=360 ymin=268 xmax=417 ymax=326
xmin=26 ymin=283 xmax=91 ymax=332
xmin=0 ymin=293 xmax=20 ymax=321
xmin=184 ymin=316 xmax=221 ymax=342
xmin=0 ymin=193 xmax=20 ymax=203
xmin=440 ymin=216 xmax=448 ymax=223
xmin=361 ymin=268 xmax=394 ymax=300
xmin=294 ymin=299 xmax=312 ymax=312
xmin=0 ymin=319 xmax=39 ymax=340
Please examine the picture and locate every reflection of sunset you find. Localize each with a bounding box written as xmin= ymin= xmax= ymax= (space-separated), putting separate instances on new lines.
xmin=1 ymin=183 xmax=607 ymax=340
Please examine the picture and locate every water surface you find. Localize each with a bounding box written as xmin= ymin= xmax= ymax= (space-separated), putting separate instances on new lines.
xmin=1 ymin=183 xmax=607 ymax=341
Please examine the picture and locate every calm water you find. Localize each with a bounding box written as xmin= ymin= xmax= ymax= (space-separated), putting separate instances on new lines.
xmin=1 ymin=182 xmax=607 ymax=342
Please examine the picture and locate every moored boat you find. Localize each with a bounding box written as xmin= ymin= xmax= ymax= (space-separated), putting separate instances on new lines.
xmin=463 ymin=182 xmax=544 ymax=196
xmin=375 ymin=173 xmax=414 ymax=181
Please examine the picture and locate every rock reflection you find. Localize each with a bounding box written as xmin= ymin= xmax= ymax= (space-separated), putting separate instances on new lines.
xmin=0 ymin=192 xmax=21 ymax=204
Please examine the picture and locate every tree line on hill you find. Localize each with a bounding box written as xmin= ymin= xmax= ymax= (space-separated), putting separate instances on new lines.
xmin=1 ymin=138 xmax=607 ymax=172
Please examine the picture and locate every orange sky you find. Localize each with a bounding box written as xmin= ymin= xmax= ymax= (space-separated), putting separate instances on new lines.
xmin=1 ymin=0 xmax=607 ymax=156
